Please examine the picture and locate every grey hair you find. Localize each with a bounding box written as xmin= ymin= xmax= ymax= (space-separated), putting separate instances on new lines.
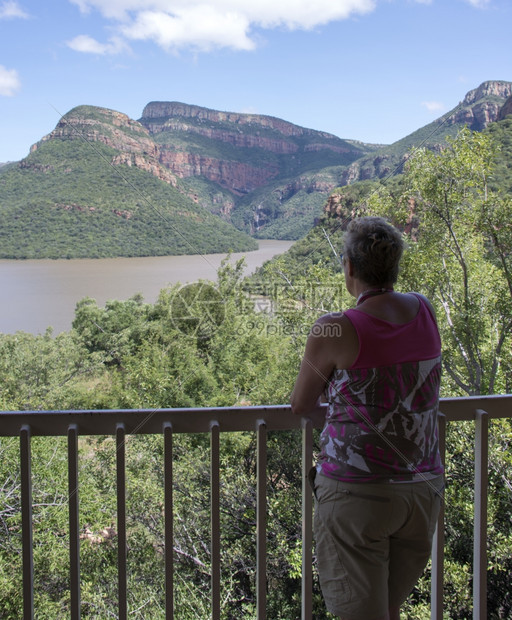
xmin=343 ymin=216 xmax=404 ymax=286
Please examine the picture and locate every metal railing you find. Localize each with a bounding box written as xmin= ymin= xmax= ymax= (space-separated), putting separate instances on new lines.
xmin=1 ymin=394 xmax=511 ymax=619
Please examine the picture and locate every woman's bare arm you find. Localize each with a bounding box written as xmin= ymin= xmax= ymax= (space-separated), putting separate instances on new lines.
xmin=290 ymin=316 xmax=337 ymax=416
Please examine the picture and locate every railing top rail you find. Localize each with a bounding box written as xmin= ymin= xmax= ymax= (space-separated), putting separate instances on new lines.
xmin=0 ymin=394 xmax=510 ymax=437
xmin=0 ymin=405 xmax=323 ymax=437
xmin=438 ymin=394 xmax=512 ymax=421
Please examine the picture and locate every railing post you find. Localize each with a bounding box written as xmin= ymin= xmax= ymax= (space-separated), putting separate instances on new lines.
xmin=301 ymin=417 xmax=313 ymax=620
xmin=163 ymin=422 xmax=174 ymax=620
xmin=473 ymin=409 xmax=488 ymax=620
xmin=68 ymin=424 xmax=81 ymax=620
xmin=20 ymin=425 xmax=34 ymax=620
xmin=210 ymin=420 xmax=221 ymax=620
xmin=256 ymin=420 xmax=267 ymax=620
xmin=431 ymin=413 xmax=446 ymax=620
xmin=116 ymin=423 xmax=127 ymax=620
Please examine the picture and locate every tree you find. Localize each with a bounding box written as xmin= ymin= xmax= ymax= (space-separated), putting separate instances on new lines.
xmin=370 ymin=127 xmax=512 ymax=396
xmin=0 ymin=329 xmax=105 ymax=411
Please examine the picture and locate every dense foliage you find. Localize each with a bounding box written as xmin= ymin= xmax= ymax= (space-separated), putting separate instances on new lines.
xmin=1 ymin=127 xmax=512 ymax=618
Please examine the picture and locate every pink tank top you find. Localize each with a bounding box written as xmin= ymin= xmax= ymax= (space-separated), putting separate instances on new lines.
xmin=317 ymin=294 xmax=444 ymax=482
xmin=345 ymin=293 xmax=441 ymax=369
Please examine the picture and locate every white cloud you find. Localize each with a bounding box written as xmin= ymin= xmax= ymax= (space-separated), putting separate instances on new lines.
xmin=463 ymin=0 xmax=490 ymax=7
xmin=0 ymin=0 xmax=29 ymax=19
xmin=422 ymin=101 xmax=445 ymax=113
xmin=68 ymin=0 xmax=376 ymax=52
xmin=67 ymin=34 xmax=129 ymax=55
xmin=121 ymin=7 xmax=255 ymax=52
xmin=0 ymin=65 xmax=21 ymax=96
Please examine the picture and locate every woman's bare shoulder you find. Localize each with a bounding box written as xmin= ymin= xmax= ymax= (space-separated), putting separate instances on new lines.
xmin=315 ymin=310 xmax=354 ymax=323
xmin=409 ymin=292 xmax=437 ymax=319
xmin=313 ymin=311 xmax=352 ymax=332
xmin=308 ymin=311 xmax=358 ymax=369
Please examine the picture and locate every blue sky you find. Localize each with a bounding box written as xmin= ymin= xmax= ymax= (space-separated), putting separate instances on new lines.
xmin=0 ymin=0 xmax=511 ymax=163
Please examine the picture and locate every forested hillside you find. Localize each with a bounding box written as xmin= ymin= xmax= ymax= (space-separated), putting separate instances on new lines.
xmin=0 ymin=107 xmax=257 ymax=258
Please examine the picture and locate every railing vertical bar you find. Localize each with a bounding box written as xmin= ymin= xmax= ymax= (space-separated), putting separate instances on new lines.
xmin=210 ymin=421 xmax=221 ymax=620
xmin=473 ymin=410 xmax=488 ymax=620
xmin=256 ymin=420 xmax=267 ymax=620
xmin=301 ymin=418 xmax=313 ymax=620
xmin=20 ymin=425 xmax=34 ymax=620
xmin=116 ymin=423 xmax=127 ymax=620
xmin=164 ymin=422 xmax=174 ymax=620
xmin=431 ymin=413 xmax=446 ymax=620
xmin=68 ymin=424 xmax=81 ymax=620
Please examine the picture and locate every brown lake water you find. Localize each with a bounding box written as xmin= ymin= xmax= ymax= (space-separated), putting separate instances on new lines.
xmin=0 ymin=240 xmax=293 ymax=335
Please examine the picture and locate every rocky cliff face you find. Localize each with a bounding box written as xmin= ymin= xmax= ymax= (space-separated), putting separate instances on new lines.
xmin=34 ymin=108 xmax=155 ymax=154
xmin=339 ymin=152 xmax=397 ymax=186
xmin=498 ymin=95 xmax=512 ymax=121
xmin=158 ymin=150 xmax=278 ymax=194
xmin=322 ymin=191 xmax=358 ymax=222
xmin=462 ymin=81 xmax=512 ymax=105
xmin=445 ymin=80 xmax=512 ymax=131
xmin=151 ymin=121 xmax=301 ymax=153
xmin=111 ymin=152 xmax=177 ymax=186
xmin=139 ymin=101 xmax=365 ymax=199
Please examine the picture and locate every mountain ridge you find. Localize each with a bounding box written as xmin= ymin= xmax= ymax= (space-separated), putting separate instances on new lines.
xmin=1 ymin=80 xmax=511 ymax=257
xmin=140 ymin=100 xmax=364 ymax=142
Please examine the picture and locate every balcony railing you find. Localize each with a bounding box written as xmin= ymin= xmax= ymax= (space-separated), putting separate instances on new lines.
xmin=1 ymin=394 xmax=511 ymax=619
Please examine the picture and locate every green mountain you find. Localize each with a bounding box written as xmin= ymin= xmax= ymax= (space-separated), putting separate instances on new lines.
xmin=0 ymin=106 xmax=257 ymax=259
xmin=135 ymin=82 xmax=511 ymax=240
xmin=252 ymin=90 xmax=512 ymax=283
